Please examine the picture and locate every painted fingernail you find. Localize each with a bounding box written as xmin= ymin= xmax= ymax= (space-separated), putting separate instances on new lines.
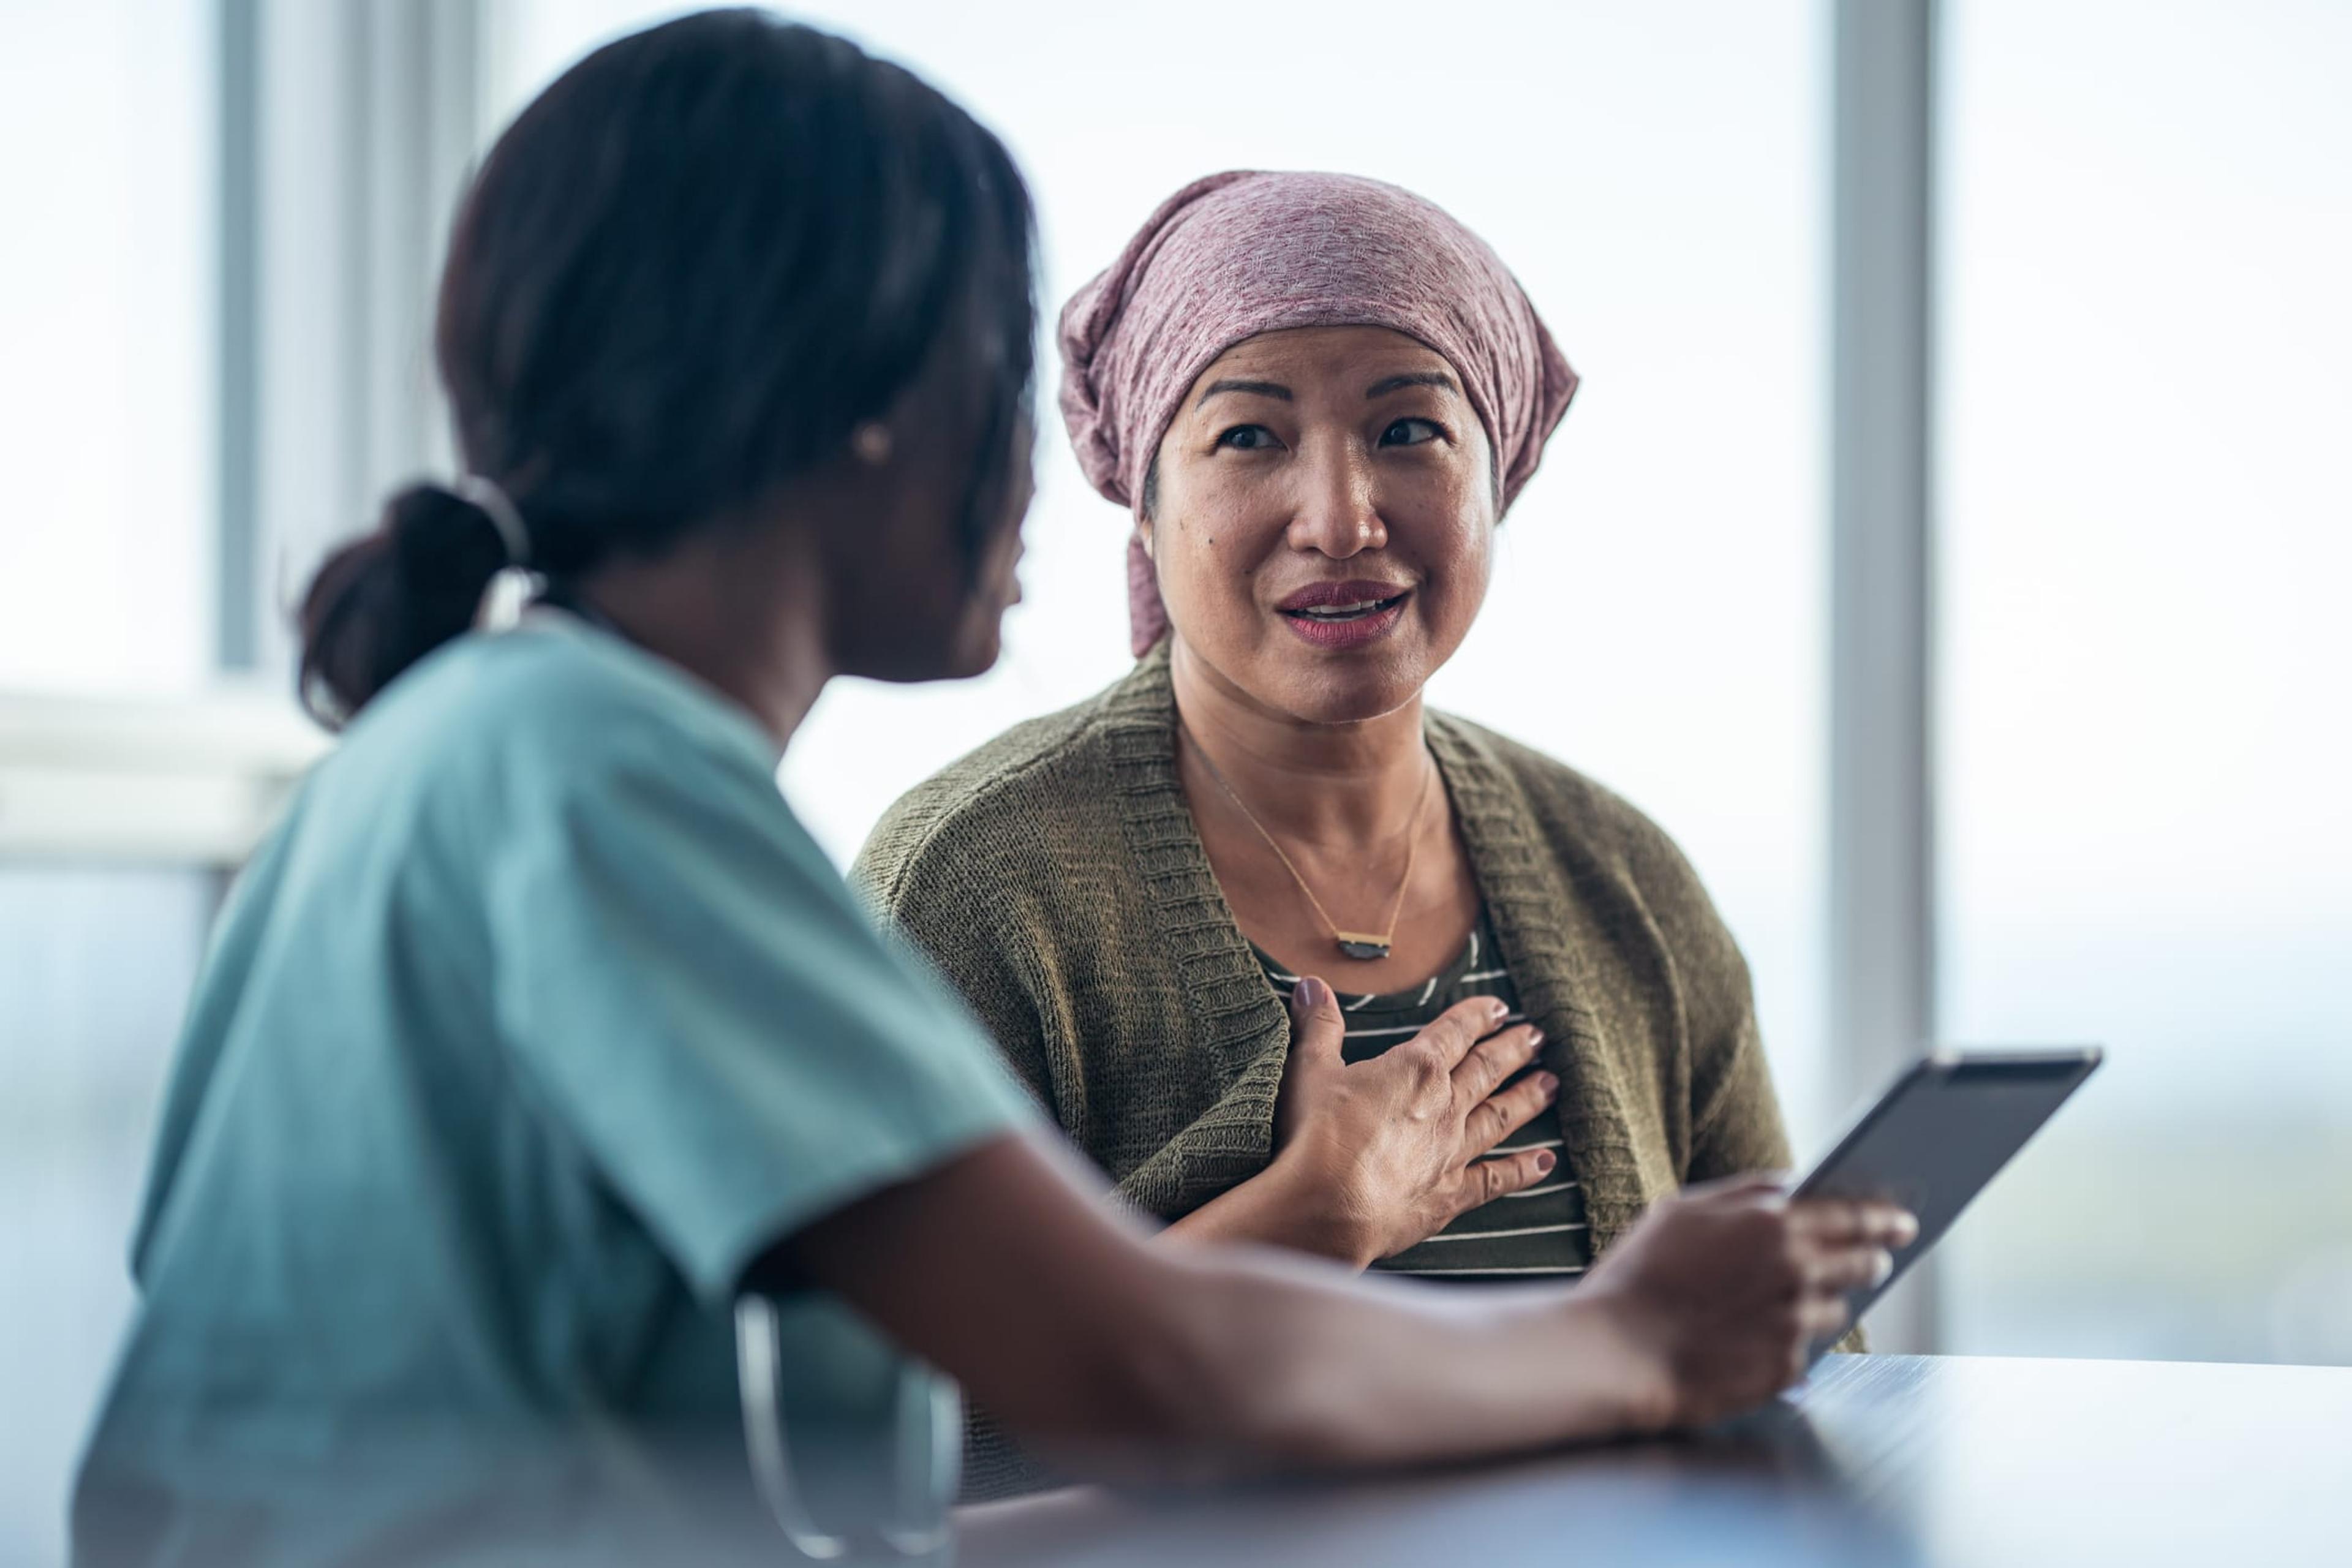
xmin=1536 ymin=1072 xmax=1560 ymax=1095
xmin=1893 ymin=1212 xmax=1920 ymax=1245
xmin=1488 ymin=998 xmax=1512 ymax=1019
xmin=1872 ymin=1250 xmax=1895 ymax=1285
xmin=1296 ymin=976 xmax=1329 ymax=1009
xmin=1534 ymin=1150 xmax=1558 ymax=1174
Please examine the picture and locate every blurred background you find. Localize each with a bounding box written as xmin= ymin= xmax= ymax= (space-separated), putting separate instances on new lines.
xmin=1 ymin=1 xmax=2345 ymax=1562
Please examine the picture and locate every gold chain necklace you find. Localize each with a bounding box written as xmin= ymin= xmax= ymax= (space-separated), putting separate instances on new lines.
xmin=1180 ymin=722 xmax=1436 ymax=962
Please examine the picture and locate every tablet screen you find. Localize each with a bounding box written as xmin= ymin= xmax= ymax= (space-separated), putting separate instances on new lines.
xmin=1793 ymin=1049 xmax=2101 ymax=1363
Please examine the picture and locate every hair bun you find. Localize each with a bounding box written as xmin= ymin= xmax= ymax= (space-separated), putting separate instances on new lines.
xmin=297 ymin=484 xmax=512 ymax=728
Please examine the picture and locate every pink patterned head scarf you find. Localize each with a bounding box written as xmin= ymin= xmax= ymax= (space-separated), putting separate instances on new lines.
xmin=1058 ymin=170 xmax=1578 ymax=657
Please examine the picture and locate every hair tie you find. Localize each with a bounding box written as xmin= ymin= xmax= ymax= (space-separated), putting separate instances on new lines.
xmin=454 ymin=476 xmax=532 ymax=568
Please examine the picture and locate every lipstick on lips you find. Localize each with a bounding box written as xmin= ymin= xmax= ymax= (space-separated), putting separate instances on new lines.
xmin=1275 ymin=578 xmax=1414 ymax=650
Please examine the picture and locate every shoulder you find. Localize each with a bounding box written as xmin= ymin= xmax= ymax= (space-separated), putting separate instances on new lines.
xmin=373 ymin=618 xmax=778 ymax=796
xmin=321 ymin=619 xmax=814 ymax=894
xmin=1431 ymin=713 xmax=1689 ymax=871
xmin=852 ymin=658 xmax=1156 ymax=912
xmin=1429 ymin=710 xmax=1721 ymax=918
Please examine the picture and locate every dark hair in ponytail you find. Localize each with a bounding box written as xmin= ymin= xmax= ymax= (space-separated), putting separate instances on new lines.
xmin=297 ymin=7 xmax=1036 ymax=727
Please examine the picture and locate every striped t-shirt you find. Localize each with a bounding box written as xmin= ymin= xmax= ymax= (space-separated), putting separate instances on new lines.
xmin=1253 ymin=911 xmax=1592 ymax=1282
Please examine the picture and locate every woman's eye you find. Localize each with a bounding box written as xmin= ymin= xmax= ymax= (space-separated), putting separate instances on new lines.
xmin=1216 ymin=424 xmax=1280 ymax=451
xmin=1380 ymin=418 xmax=1442 ymax=447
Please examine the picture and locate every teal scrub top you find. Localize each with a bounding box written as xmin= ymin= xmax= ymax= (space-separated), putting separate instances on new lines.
xmin=71 ymin=614 xmax=1035 ymax=1566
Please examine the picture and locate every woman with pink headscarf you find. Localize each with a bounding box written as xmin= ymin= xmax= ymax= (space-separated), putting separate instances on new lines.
xmin=857 ymin=171 xmax=1830 ymax=1494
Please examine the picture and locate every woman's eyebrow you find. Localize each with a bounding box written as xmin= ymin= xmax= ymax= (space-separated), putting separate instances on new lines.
xmin=1196 ymin=377 xmax=1292 ymax=408
xmin=1367 ymin=371 xmax=1460 ymax=398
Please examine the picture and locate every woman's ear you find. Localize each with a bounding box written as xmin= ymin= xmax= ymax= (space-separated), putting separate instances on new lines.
xmin=1134 ymin=518 xmax=1155 ymax=560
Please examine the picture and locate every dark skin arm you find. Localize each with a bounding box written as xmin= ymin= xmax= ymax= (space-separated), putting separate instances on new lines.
xmin=763 ymin=1129 xmax=1915 ymax=1486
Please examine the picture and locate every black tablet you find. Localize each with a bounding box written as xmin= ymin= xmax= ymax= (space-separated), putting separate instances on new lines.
xmin=1793 ymin=1047 xmax=2102 ymax=1365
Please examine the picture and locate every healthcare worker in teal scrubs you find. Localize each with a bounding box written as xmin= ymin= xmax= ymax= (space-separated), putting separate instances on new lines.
xmin=71 ymin=10 xmax=1912 ymax=1565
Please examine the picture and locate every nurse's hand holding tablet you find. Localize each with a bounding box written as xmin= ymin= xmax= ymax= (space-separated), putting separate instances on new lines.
xmin=1574 ymin=1178 xmax=1919 ymax=1423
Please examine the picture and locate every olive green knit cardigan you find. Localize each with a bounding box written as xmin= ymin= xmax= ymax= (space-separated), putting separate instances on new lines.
xmin=852 ymin=644 xmax=1806 ymax=1493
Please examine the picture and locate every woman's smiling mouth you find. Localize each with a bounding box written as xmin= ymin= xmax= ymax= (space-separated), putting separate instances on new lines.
xmin=1276 ymin=579 xmax=1414 ymax=649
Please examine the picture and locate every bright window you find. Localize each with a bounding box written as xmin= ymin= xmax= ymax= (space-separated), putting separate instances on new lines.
xmin=0 ymin=0 xmax=215 ymax=696
xmin=1937 ymin=0 xmax=2352 ymax=1361
xmin=0 ymin=3 xmax=221 ymax=1561
xmin=0 ymin=869 xmax=216 ymax=1566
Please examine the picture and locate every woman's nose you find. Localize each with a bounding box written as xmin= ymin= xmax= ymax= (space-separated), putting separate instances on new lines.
xmin=1286 ymin=443 xmax=1387 ymax=559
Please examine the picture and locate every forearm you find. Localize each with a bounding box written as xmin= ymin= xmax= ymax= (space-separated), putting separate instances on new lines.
xmin=1125 ymin=1242 xmax=1659 ymax=1479
xmin=788 ymin=1134 xmax=1657 ymax=1490
xmin=1160 ymin=1152 xmax=1371 ymax=1267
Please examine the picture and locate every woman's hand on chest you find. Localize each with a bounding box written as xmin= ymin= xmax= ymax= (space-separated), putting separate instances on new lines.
xmin=1261 ymin=979 xmax=1559 ymax=1268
